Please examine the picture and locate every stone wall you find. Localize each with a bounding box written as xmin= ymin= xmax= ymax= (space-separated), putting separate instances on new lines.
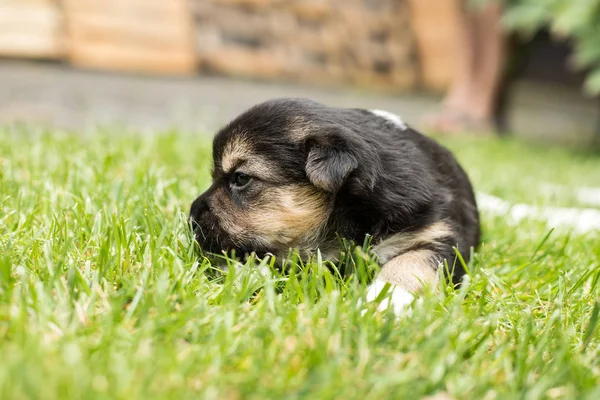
xmin=191 ymin=0 xmax=418 ymax=90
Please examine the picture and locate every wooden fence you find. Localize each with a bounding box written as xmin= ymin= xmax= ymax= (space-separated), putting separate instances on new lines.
xmin=0 ymin=0 xmax=460 ymax=90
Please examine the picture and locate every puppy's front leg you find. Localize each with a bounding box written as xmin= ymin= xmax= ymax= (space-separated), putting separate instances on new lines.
xmin=365 ymin=249 xmax=442 ymax=316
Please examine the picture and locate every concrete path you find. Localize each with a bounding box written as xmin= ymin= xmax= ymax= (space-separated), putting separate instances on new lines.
xmin=0 ymin=60 xmax=597 ymax=145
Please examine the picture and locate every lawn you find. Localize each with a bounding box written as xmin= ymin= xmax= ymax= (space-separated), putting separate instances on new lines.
xmin=1 ymin=125 xmax=599 ymax=399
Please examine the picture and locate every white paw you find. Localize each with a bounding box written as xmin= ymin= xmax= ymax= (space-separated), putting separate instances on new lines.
xmin=363 ymin=279 xmax=416 ymax=317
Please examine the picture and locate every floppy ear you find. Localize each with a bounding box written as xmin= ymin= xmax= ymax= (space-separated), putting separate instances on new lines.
xmin=305 ymin=140 xmax=358 ymax=192
xmin=304 ymin=128 xmax=380 ymax=193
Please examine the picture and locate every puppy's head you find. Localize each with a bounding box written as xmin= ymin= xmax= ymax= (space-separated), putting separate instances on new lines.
xmin=189 ymin=98 xmax=381 ymax=258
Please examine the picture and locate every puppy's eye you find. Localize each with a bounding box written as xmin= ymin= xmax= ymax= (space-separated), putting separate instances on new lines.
xmin=231 ymin=172 xmax=252 ymax=188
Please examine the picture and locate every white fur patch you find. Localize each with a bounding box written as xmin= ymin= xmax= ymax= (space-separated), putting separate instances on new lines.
xmin=365 ymin=279 xmax=415 ymax=316
xmin=477 ymin=192 xmax=600 ymax=233
xmin=369 ymin=109 xmax=408 ymax=130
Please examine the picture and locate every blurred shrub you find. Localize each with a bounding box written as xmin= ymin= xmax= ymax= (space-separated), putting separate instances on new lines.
xmin=472 ymin=0 xmax=600 ymax=95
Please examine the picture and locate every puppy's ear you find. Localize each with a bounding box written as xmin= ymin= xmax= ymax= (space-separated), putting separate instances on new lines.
xmin=305 ymin=141 xmax=358 ymax=192
xmin=304 ymin=127 xmax=380 ymax=193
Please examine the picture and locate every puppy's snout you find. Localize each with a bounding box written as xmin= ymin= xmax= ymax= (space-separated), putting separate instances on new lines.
xmin=189 ymin=194 xmax=226 ymax=252
xmin=190 ymin=195 xmax=210 ymax=221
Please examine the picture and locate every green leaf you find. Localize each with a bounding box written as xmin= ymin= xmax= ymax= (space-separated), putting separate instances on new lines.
xmin=584 ymin=67 xmax=600 ymax=95
xmin=582 ymin=301 xmax=600 ymax=352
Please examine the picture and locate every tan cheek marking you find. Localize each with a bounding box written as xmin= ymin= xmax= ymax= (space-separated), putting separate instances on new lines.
xmin=221 ymin=136 xmax=251 ymax=172
xmin=248 ymin=186 xmax=331 ymax=247
xmin=372 ymin=221 xmax=454 ymax=264
xmin=377 ymin=249 xmax=440 ymax=293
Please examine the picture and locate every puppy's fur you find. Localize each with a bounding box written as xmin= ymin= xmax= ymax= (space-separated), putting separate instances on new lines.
xmin=190 ymin=98 xmax=480 ymax=309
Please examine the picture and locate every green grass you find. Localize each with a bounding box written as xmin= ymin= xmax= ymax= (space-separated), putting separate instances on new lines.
xmin=1 ymin=125 xmax=600 ymax=400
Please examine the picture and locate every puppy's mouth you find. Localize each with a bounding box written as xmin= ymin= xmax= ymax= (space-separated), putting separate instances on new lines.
xmin=189 ymin=215 xmax=230 ymax=253
xmin=189 ymin=214 xmax=268 ymax=259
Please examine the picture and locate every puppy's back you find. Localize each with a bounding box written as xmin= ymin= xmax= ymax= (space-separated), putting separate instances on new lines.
xmin=350 ymin=107 xmax=480 ymax=258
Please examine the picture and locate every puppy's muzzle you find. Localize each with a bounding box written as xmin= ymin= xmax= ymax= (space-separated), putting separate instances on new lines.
xmin=189 ymin=194 xmax=213 ymax=248
xmin=190 ymin=194 xmax=209 ymax=221
xmin=189 ymin=193 xmax=240 ymax=255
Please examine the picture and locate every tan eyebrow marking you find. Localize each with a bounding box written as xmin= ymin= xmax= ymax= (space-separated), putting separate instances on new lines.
xmin=220 ymin=137 xmax=281 ymax=182
xmin=221 ymin=136 xmax=251 ymax=173
xmin=241 ymin=159 xmax=281 ymax=182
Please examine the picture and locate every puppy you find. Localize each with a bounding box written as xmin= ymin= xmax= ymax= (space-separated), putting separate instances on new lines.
xmin=190 ymin=98 xmax=480 ymax=314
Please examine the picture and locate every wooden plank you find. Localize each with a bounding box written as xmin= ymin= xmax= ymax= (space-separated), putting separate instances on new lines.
xmin=62 ymin=0 xmax=188 ymax=20
xmin=0 ymin=34 xmax=61 ymax=58
xmin=67 ymin=15 xmax=192 ymax=49
xmin=69 ymin=40 xmax=196 ymax=75
xmin=0 ymin=2 xmax=64 ymax=58
xmin=63 ymin=0 xmax=196 ymax=75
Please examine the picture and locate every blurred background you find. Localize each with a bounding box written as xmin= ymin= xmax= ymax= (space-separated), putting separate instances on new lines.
xmin=0 ymin=0 xmax=598 ymax=147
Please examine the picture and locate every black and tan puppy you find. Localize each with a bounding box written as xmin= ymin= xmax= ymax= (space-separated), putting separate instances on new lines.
xmin=190 ymin=98 xmax=480 ymax=314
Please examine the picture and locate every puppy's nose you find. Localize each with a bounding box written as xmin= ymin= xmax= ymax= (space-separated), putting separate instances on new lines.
xmin=189 ymin=196 xmax=210 ymax=222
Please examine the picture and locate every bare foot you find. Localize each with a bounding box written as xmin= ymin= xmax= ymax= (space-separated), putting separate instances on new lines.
xmin=421 ymin=107 xmax=496 ymax=136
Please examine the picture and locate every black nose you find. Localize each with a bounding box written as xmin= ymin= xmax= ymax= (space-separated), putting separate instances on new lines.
xmin=189 ymin=195 xmax=210 ymax=223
